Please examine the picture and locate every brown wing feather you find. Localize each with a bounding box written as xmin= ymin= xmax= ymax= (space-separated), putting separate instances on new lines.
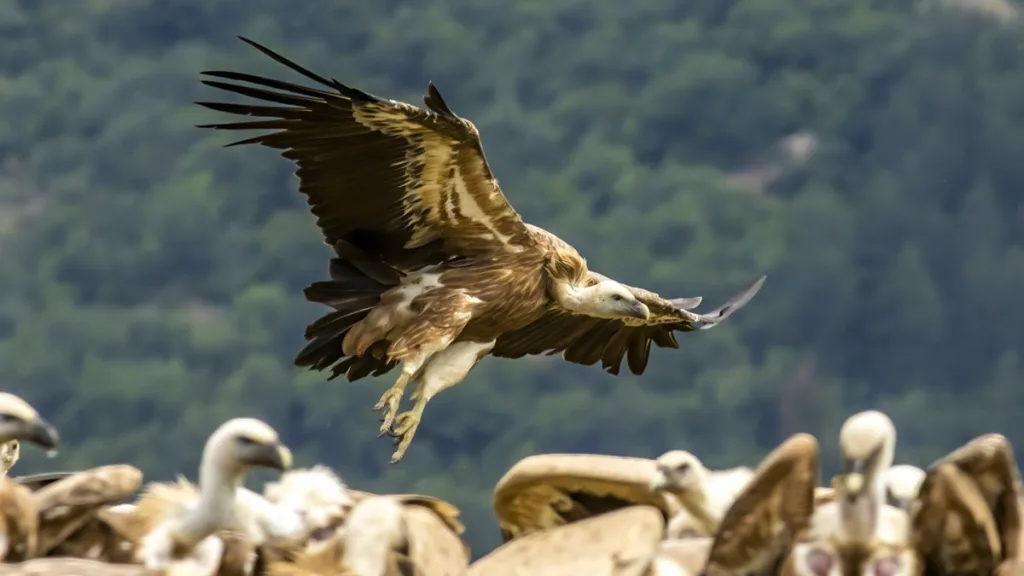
xmin=197 ymin=37 xmax=535 ymax=267
xmin=0 ymin=477 xmax=38 ymax=561
xmin=401 ymin=504 xmax=471 ymax=576
xmin=491 ymin=275 xmax=767 ymax=375
xmin=32 ymin=464 xmax=143 ymax=556
xmin=702 ymin=433 xmax=820 ymax=576
xmin=492 ymin=454 xmax=680 ymax=542
xmin=913 ymin=463 xmax=1004 ymax=576
xmin=927 ymin=433 xmax=1023 ymax=564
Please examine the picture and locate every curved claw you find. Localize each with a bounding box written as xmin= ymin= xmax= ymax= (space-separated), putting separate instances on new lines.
xmin=387 ymin=408 xmax=424 ymax=464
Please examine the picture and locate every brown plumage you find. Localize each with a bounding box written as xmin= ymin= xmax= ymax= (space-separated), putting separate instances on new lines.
xmin=491 ymin=453 xmax=682 ymax=543
xmin=0 ymin=477 xmax=38 ymax=562
xmin=81 ymin=418 xmax=293 ymax=576
xmin=0 ymin=392 xmax=61 ymax=562
xmin=267 ymin=493 xmax=462 ymax=576
xmin=912 ymin=433 xmax=1023 ymax=576
xmin=347 ymin=490 xmax=469 ymax=574
xmin=701 ymin=433 xmax=820 ymax=576
xmin=647 ymin=450 xmax=754 ymax=537
xmin=31 ymin=464 xmax=143 ymax=557
xmin=196 ymin=37 xmax=767 ymax=463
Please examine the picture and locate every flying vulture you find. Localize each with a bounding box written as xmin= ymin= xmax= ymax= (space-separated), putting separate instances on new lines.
xmin=196 ymin=37 xmax=767 ymax=463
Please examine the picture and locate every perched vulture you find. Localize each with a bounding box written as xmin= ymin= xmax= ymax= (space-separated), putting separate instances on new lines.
xmin=883 ymin=464 xmax=926 ymax=512
xmin=912 ymin=433 xmax=1022 ymax=576
xmin=267 ymin=490 xmax=468 ymax=576
xmin=490 ymin=453 xmax=681 ymax=542
xmin=254 ymin=464 xmax=355 ymax=563
xmin=196 ymin=36 xmax=767 ymax=462
xmin=701 ymin=433 xmax=820 ymax=576
xmin=809 ymin=409 xmax=905 ymax=545
xmin=792 ymin=411 xmax=914 ymax=576
xmin=0 ymin=392 xmax=60 ymax=562
xmin=97 ymin=418 xmax=292 ymax=576
xmin=31 ymin=464 xmax=144 ymax=557
xmin=648 ymin=449 xmax=754 ymax=537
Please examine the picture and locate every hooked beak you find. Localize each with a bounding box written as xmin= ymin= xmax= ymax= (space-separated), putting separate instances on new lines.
xmin=23 ymin=417 xmax=60 ymax=450
xmin=628 ymin=301 xmax=650 ymax=321
xmin=844 ymin=471 xmax=866 ymax=498
xmin=250 ymin=441 xmax=293 ymax=472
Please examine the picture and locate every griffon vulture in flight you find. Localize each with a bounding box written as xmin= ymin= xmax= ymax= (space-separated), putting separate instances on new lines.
xmin=197 ymin=37 xmax=767 ymax=462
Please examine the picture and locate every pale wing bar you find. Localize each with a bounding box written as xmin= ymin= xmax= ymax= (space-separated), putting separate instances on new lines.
xmin=196 ymin=37 xmax=531 ymax=264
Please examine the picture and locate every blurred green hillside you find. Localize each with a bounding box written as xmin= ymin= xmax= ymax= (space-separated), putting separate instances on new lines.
xmin=2 ymin=0 xmax=1023 ymax=556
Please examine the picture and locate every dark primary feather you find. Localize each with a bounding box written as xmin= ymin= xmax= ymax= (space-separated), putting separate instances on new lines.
xmin=491 ymin=274 xmax=767 ymax=375
xmin=196 ymin=36 xmax=533 ymax=269
xmin=294 ymin=240 xmax=399 ymax=381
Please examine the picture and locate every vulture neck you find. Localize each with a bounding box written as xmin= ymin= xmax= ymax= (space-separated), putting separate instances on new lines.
xmin=173 ymin=449 xmax=243 ymax=549
xmin=840 ymin=448 xmax=893 ymax=543
xmin=671 ymin=471 xmax=719 ymax=535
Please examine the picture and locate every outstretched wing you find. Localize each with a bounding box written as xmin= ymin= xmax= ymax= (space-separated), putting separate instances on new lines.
xmin=491 ymin=275 xmax=766 ymax=375
xmin=197 ymin=37 xmax=535 ymax=266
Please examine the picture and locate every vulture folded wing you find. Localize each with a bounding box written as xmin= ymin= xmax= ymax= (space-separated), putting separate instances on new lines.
xmin=492 ymin=453 xmax=679 ymax=542
xmin=197 ymin=37 xmax=535 ymax=266
xmin=401 ymin=502 xmax=471 ymax=575
xmin=346 ymin=490 xmax=466 ymax=535
xmin=913 ymin=462 xmax=1005 ymax=576
xmin=491 ymin=274 xmax=766 ymax=375
xmin=0 ymin=478 xmax=38 ymax=561
xmin=467 ymin=505 xmax=665 ymax=576
xmin=32 ymin=464 xmax=144 ymax=556
xmin=702 ymin=433 xmax=820 ymax=576
xmin=927 ymin=433 xmax=1023 ymax=563
xmin=46 ymin=513 xmax=139 ymax=564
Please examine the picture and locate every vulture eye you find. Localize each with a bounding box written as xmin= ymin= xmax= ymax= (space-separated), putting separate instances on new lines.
xmin=806 ymin=548 xmax=833 ymax=576
xmin=873 ymin=557 xmax=899 ymax=576
xmin=612 ymin=294 xmax=624 ymax=301
xmin=236 ymin=436 xmax=259 ymax=446
xmin=676 ymin=462 xmax=691 ymax=474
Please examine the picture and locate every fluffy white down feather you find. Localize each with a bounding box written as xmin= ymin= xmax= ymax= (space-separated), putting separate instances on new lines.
xmin=234 ymin=487 xmax=307 ymax=547
xmin=141 ymin=524 xmax=225 ymax=576
xmin=263 ymin=465 xmax=353 ymax=539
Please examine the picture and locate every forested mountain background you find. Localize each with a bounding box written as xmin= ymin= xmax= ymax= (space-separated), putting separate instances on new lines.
xmin=3 ymin=0 xmax=1023 ymax=556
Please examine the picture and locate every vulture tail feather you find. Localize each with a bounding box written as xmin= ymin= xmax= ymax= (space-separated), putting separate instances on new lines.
xmin=296 ymin=251 xmax=402 ymax=382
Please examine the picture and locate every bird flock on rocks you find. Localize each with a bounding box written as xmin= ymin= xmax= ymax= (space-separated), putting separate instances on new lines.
xmin=0 ymin=392 xmax=1021 ymax=576
xmin=3 ymin=36 xmax=1020 ymax=576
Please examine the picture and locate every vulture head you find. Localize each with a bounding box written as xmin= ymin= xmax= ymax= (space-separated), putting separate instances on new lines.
xmin=561 ymin=273 xmax=650 ymax=321
xmin=649 ymin=450 xmax=706 ymax=493
xmin=838 ymin=410 xmax=896 ymax=502
xmin=205 ymin=418 xmax=293 ymax=477
xmin=882 ymin=464 xmax=925 ymax=512
xmin=0 ymin=392 xmax=59 ymax=451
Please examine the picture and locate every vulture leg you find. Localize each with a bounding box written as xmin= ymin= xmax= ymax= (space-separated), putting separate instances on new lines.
xmin=388 ymin=339 xmax=495 ymax=463
xmin=374 ymin=372 xmax=412 ymax=437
